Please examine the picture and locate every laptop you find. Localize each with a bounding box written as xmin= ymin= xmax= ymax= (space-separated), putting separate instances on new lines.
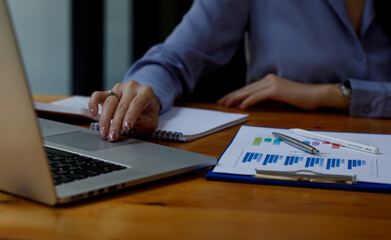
xmin=0 ymin=0 xmax=216 ymax=206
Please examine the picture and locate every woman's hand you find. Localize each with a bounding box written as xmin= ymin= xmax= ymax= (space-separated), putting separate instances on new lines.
xmin=89 ymin=80 xmax=161 ymax=142
xmin=217 ymin=74 xmax=343 ymax=110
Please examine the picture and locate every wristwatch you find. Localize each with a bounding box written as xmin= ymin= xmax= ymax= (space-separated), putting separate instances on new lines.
xmin=339 ymin=82 xmax=351 ymax=110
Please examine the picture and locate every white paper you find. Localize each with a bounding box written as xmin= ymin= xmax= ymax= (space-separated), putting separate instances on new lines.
xmin=36 ymin=96 xmax=248 ymax=141
xmin=213 ymin=126 xmax=391 ymax=184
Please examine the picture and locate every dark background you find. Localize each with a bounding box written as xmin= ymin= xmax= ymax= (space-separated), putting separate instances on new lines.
xmin=72 ymin=0 xmax=246 ymax=102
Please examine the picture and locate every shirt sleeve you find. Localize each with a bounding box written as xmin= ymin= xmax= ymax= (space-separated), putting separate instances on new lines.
xmin=349 ymin=78 xmax=391 ymax=118
xmin=123 ymin=0 xmax=251 ymax=113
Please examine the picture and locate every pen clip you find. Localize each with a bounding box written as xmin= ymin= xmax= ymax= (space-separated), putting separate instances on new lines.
xmin=254 ymin=169 xmax=357 ymax=185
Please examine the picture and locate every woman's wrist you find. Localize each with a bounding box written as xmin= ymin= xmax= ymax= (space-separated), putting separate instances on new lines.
xmin=314 ymin=83 xmax=346 ymax=109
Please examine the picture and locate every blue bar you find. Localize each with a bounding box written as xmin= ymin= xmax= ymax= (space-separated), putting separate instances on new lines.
xmin=331 ymin=159 xmax=336 ymax=168
xmin=268 ymin=155 xmax=275 ymax=163
xmin=362 ymin=160 xmax=366 ymax=166
xmin=263 ymin=154 xmax=270 ymax=165
xmin=341 ymin=159 xmax=345 ymax=164
xmin=273 ymin=155 xmax=279 ymax=163
xmin=353 ymin=160 xmax=357 ymax=167
xmin=289 ymin=156 xmax=294 ymax=165
xmin=357 ymin=160 xmax=361 ymax=166
xmin=303 ymin=141 xmax=310 ymax=145
xmin=326 ymin=159 xmax=331 ymax=170
xmin=300 ymin=157 xmax=304 ymax=162
xmin=315 ymin=158 xmax=320 ymax=165
xmin=273 ymin=139 xmax=281 ymax=145
xmin=305 ymin=158 xmax=311 ymax=168
xmin=320 ymin=158 xmax=324 ymax=167
xmin=284 ymin=156 xmax=290 ymax=165
xmin=336 ymin=159 xmax=340 ymax=167
xmin=242 ymin=152 xmax=250 ymax=163
xmin=253 ymin=153 xmax=259 ymax=160
xmin=256 ymin=154 xmax=263 ymax=162
xmin=348 ymin=160 xmax=352 ymax=169
xmin=310 ymin=158 xmax=315 ymax=167
xmin=295 ymin=157 xmax=299 ymax=163
xmin=248 ymin=153 xmax=254 ymax=162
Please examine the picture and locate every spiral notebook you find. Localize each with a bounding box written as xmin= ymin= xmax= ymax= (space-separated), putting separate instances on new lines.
xmin=34 ymin=95 xmax=248 ymax=142
xmin=91 ymin=106 xmax=248 ymax=142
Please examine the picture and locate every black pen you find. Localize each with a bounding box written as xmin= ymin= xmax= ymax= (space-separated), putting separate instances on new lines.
xmin=272 ymin=132 xmax=320 ymax=155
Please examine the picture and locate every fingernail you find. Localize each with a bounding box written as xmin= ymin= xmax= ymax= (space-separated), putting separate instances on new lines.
xmin=90 ymin=108 xmax=96 ymax=116
xmin=109 ymin=131 xmax=117 ymax=141
xmin=123 ymin=121 xmax=131 ymax=132
xmin=100 ymin=126 xmax=107 ymax=138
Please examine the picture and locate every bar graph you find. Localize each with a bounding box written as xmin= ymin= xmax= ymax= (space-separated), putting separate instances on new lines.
xmin=347 ymin=159 xmax=366 ymax=170
xmin=241 ymin=152 xmax=263 ymax=163
xmin=283 ymin=156 xmax=305 ymax=166
xmin=262 ymin=154 xmax=284 ymax=166
xmin=304 ymin=157 xmax=325 ymax=168
xmin=236 ymin=151 xmax=370 ymax=174
xmin=326 ymin=158 xmax=344 ymax=170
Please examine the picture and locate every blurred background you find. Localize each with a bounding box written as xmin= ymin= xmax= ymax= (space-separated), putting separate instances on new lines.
xmin=7 ymin=0 xmax=192 ymax=96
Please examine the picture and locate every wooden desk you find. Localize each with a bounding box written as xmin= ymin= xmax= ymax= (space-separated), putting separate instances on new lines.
xmin=1 ymin=95 xmax=391 ymax=239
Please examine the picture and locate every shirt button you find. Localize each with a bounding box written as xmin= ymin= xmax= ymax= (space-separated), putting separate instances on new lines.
xmin=354 ymin=52 xmax=364 ymax=61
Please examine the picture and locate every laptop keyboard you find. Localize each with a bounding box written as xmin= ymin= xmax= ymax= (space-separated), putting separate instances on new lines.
xmin=45 ymin=147 xmax=127 ymax=185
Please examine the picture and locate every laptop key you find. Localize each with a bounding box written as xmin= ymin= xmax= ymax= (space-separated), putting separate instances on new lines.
xmin=45 ymin=147 xmax=126 ymax=185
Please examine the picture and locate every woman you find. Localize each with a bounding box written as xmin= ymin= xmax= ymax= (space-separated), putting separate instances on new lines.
xmin=89 ymin=0 xmax=391 ymax=142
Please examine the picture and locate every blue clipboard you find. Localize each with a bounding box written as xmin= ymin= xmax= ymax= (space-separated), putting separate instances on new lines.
xmin=206 ymin=125 xmax=391 ymax=193
xmin=206 ymin=170 xmax=391 ymax=192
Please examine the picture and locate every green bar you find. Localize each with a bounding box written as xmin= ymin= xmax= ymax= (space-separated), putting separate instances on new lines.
xmin=252 ymin=137 xmax=262 ymax=146
xmin=264 ymin=138 xmax=272 ymax=143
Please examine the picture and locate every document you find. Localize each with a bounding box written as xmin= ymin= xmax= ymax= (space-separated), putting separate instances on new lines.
xmin=34 ymin=96 xmax=101 ymax=120
xmin=213 ymin=126 xmax=391 ymax=184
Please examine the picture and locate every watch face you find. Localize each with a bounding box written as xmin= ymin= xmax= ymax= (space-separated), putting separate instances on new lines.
xmin=339 ymin=83 xmax=351 ymax=110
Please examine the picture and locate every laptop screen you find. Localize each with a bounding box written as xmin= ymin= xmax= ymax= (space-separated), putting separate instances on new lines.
xmin=0 ymin=0 xmax=57 ymax=205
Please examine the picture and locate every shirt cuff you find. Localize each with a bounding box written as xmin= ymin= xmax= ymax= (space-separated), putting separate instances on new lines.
xmin=349 ymin=78 xmax=389 ymax=117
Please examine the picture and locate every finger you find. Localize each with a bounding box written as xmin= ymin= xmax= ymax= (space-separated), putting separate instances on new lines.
xmin=108 ymin=90 xmax=137 ymax=141
xmin=99 ymin=91 xmax=122 ymax=139
xmin=220 ymin=87 xmax=258 ymax=107
xmin=133 ymin=111 xmax=159 ymax=133
xmin=238 ymin=90 xmax=270 ymax=109
xmin=89 ymin=91 xmax=106 ymax=117
xmin=124 ymin=86 xmax=159 ymax=132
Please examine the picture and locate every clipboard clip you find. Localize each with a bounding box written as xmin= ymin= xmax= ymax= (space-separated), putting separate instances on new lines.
xmin=254 ymin=169 xmax=357 ymax=185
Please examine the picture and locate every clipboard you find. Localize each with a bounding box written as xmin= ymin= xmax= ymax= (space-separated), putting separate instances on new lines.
xmin=206 ymin=169 xmax=391 ymax=192
xmin=206 ymin=125 xmax=391 ymax=193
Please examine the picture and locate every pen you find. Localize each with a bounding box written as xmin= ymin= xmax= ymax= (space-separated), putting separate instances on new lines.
xmin=290 ymin=128 xmax=379 ymax=154
xmin=272 ymin=132 xmax=320 ymax=155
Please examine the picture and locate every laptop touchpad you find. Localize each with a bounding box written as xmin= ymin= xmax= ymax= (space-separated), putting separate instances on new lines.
xmin=44 ymin=131 xmax=128 ymax=152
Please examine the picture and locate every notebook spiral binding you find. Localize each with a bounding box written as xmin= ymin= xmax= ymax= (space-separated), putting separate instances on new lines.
xmin=90 ymin=122 xmax=184 ymax=141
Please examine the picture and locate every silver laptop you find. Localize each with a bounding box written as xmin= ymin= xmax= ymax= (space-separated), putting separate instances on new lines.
xmin=0 ymin=0 xmax=216 ymax=205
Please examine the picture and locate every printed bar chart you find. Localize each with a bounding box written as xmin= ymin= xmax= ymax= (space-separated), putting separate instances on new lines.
xmin=284 ymin=156 xmax=304 ymax=166
xmin=304 ymin=157 xmax=325 ymax=168
xmin=262 ymin=154 xmax=284 ymax=166
xmin=236 ymin=151 xmax=370 ymax=174
xmin=347 ymin=159 xmax=366 ymax=170
xmin=242 ymin=152 xmax=263 ymax=163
